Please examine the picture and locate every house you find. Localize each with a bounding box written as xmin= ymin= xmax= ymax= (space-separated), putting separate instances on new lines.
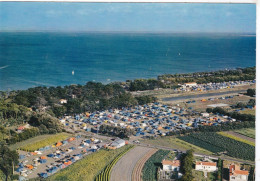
xmin=184 ymin=82 xmax=197 ymax=87
xmin=162 ymin=159 xmax=180 ymax=171
xmin=229 ymin=164 xmax=249 ymax=181
xmin=195 ymin=161 xmax=217 ymax=172
xmin=59 ymin=99 xmax=67 ymax=104
xmin=110 ymin=138 xmax=126 ymax=148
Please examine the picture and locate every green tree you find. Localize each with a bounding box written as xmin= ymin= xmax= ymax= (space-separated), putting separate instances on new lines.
xmin=0 ymin=143 xmax=19 ymax=181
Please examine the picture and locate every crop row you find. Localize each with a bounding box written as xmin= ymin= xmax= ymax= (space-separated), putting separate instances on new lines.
xmin=95 ymin=145 xmax=134 ymax=181
xmin=178 ymin=132 xmax=255 ymax=161
xmin=142 ymin=149 xmax=170 ymax=181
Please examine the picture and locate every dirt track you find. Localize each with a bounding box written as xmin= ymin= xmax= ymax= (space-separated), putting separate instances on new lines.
xmin=226 ymin=131 xmax=255 ymax=142
xmin=110 ymin=146 xmax=154 ymax=181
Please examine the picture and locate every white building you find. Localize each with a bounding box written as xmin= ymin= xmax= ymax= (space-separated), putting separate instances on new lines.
xmin=59 ymin=99 xmax=67 ymax=104
xmin=162 ymin=160 xmax=180 ymax=171
xmin=195 ymin=161 xmax=217 ymax=172
xmin=229 ymin=164 xmax=249 ymax=181
xmin=111 ymin=138 xmax=126 ymax=148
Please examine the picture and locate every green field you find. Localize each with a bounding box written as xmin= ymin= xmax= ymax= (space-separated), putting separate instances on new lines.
xmin=48 ymin=145 xmax=132 ymax=181
xmin=240 ymin=109 xmax=255 ymax=115
xmin=218 ymin=132 xmax=255 ymax=146
xmin=234 ymin=128 xmax=255 ymax=139
xmin=142 ymin=149 xmax=170 ymax=181
xmin=178 ymin=132 xmax=255 ymax=161
xmin=193 ymin=170 xmax=217 ymax=181
xmin=141 ymin=136 xmax=213 ymax=155
xmin=9 ymin=132 xmax=71 ymax=151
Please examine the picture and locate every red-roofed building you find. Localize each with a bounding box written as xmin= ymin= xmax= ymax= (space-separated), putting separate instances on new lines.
xmin=162 ymin=159 xmax=180 ymax=171
xmin=229 ymin=164 xmax=249 ymax=181
xmin=195 ymin=161 xmax=217 ymax=172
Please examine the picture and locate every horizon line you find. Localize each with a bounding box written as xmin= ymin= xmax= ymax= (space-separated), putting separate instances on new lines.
xmin=0 ymin=30 xmax=256 ymax=34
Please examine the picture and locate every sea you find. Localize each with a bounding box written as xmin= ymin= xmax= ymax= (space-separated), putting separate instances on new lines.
xmin=0 ymin=32 xmax=256 ymax=91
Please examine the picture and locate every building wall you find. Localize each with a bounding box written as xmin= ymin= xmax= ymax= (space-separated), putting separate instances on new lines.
xmin=163 ymin=165 xmax=179 ymax=171
xmin=195 ymin=165 xmax=217 ymax=172
xmin=230 ymin=175 xmax=248 ymax=181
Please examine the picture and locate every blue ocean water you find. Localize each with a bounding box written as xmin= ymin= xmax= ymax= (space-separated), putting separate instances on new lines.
xmin=0 ymin=32 xmax=256 ymax=91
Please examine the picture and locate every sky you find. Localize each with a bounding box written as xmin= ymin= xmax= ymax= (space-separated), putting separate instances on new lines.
xmin=0 ymin=3 xmax=256 ymax=33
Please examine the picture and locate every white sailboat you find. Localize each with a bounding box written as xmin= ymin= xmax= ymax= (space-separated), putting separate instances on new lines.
xmin=72 ymin=70 xmax=74 ymax=75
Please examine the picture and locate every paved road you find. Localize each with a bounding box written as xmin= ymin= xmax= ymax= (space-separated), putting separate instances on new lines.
xmin=162 ymin=90 xmax=245 ymax=102
xmin=110 ymin=146 xmax=153 ymax=181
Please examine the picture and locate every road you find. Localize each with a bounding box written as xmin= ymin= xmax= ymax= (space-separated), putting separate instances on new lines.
xmin=110 ymin=146 xmax=153 ymax=181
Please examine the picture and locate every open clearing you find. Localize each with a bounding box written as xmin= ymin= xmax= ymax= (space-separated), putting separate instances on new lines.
xmin=234 ymin=128 xmax=255 ymax=139
xmin=140 ymin=136 xmax=213 ymax=155
xmin=110 ymin=146 xmax=153 ymax=181
xmin=9 ymin=133 xmax=71 ymax=151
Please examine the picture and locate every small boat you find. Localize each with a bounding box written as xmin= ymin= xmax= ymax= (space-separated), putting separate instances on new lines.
xmin=178 ymin=53 xmax=181 ymax=56
xmin=72 ymin=70 xmax=74 ymax=75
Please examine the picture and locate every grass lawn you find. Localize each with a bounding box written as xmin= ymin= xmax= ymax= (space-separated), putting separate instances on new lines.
xmin=193 ymin=170 xmax=217 ymax=181
xmin=234 ymin=128 xmax=255 ymax=139
xmin=218 ymin=132 xmax=255 ymax=146
xmin=48 ymin=145 xmax=133 ymax=181
xmin=140 ymin=136 xmax=213 ymax=155
xmin=9 ymin=132 xmax=71 ymax=151
xmin=240 ymin=109 xmax=255 ymax=115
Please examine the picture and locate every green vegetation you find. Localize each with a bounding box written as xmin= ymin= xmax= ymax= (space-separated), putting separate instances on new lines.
xmin=234 ymin=128 xmax=255 ymax=139
xmin=141 ymin=137 xmax=212 ymax=155
xmin=99 ymin=125 xmax=135 ymax=139
xmin=95 ymin=145 xmax=134 ymax=181
xmin=49 ymin=145 xmax=132 ymax=181
xmin=10 ymin=132 xmax=71 ymax=152
xmin=0 ymin=143 xmax=19 ymax=181
xmin=178 ymin=132 xmax=255 ymax=161
xmin=129 ymin=79 xmax=165 ymax=91
xmin=192 ymin=170 xmax=216 ymax=181
xmin=142 ymin=149 xmax=170 ymax=181
xmin=240 ymin=109 xmax=255 ymax=115
xmin=217 ymin=158 xmax=222 ymax=181
xmin=218 ymin=132 xmax=255 ymax=146
xmin=180 ymin=149 xmax=194 ymax=181
xmin=246 ymin=88 xmax=255 ymax=97
xmin=4 ymin=82 xmax=156 ymax=117
xmin=158 ymin=67 xmax=255 ymax=85
xmin=0 ymin=99 xmax=32 ymax=127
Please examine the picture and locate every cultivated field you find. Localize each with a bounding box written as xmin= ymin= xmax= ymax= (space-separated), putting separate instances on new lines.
xmin=109 ymin=146 xmax=153 ymax=181
xmin=178 ymin=132 xmax=255 ymax=161
xmin=142 ymin=149 xmax=170 ymax=181
xmin=218 ymin=132 xmax=255 ymax=146
xmin=9 ymin=133 xmax=71 ymax=151
xmin=234 ymin=128 xmax=255 ymax=139
xmin=49 ymin=145 xmax=132 ymax=181
xmin=140 ymin=136 xmax=213 ymax=155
